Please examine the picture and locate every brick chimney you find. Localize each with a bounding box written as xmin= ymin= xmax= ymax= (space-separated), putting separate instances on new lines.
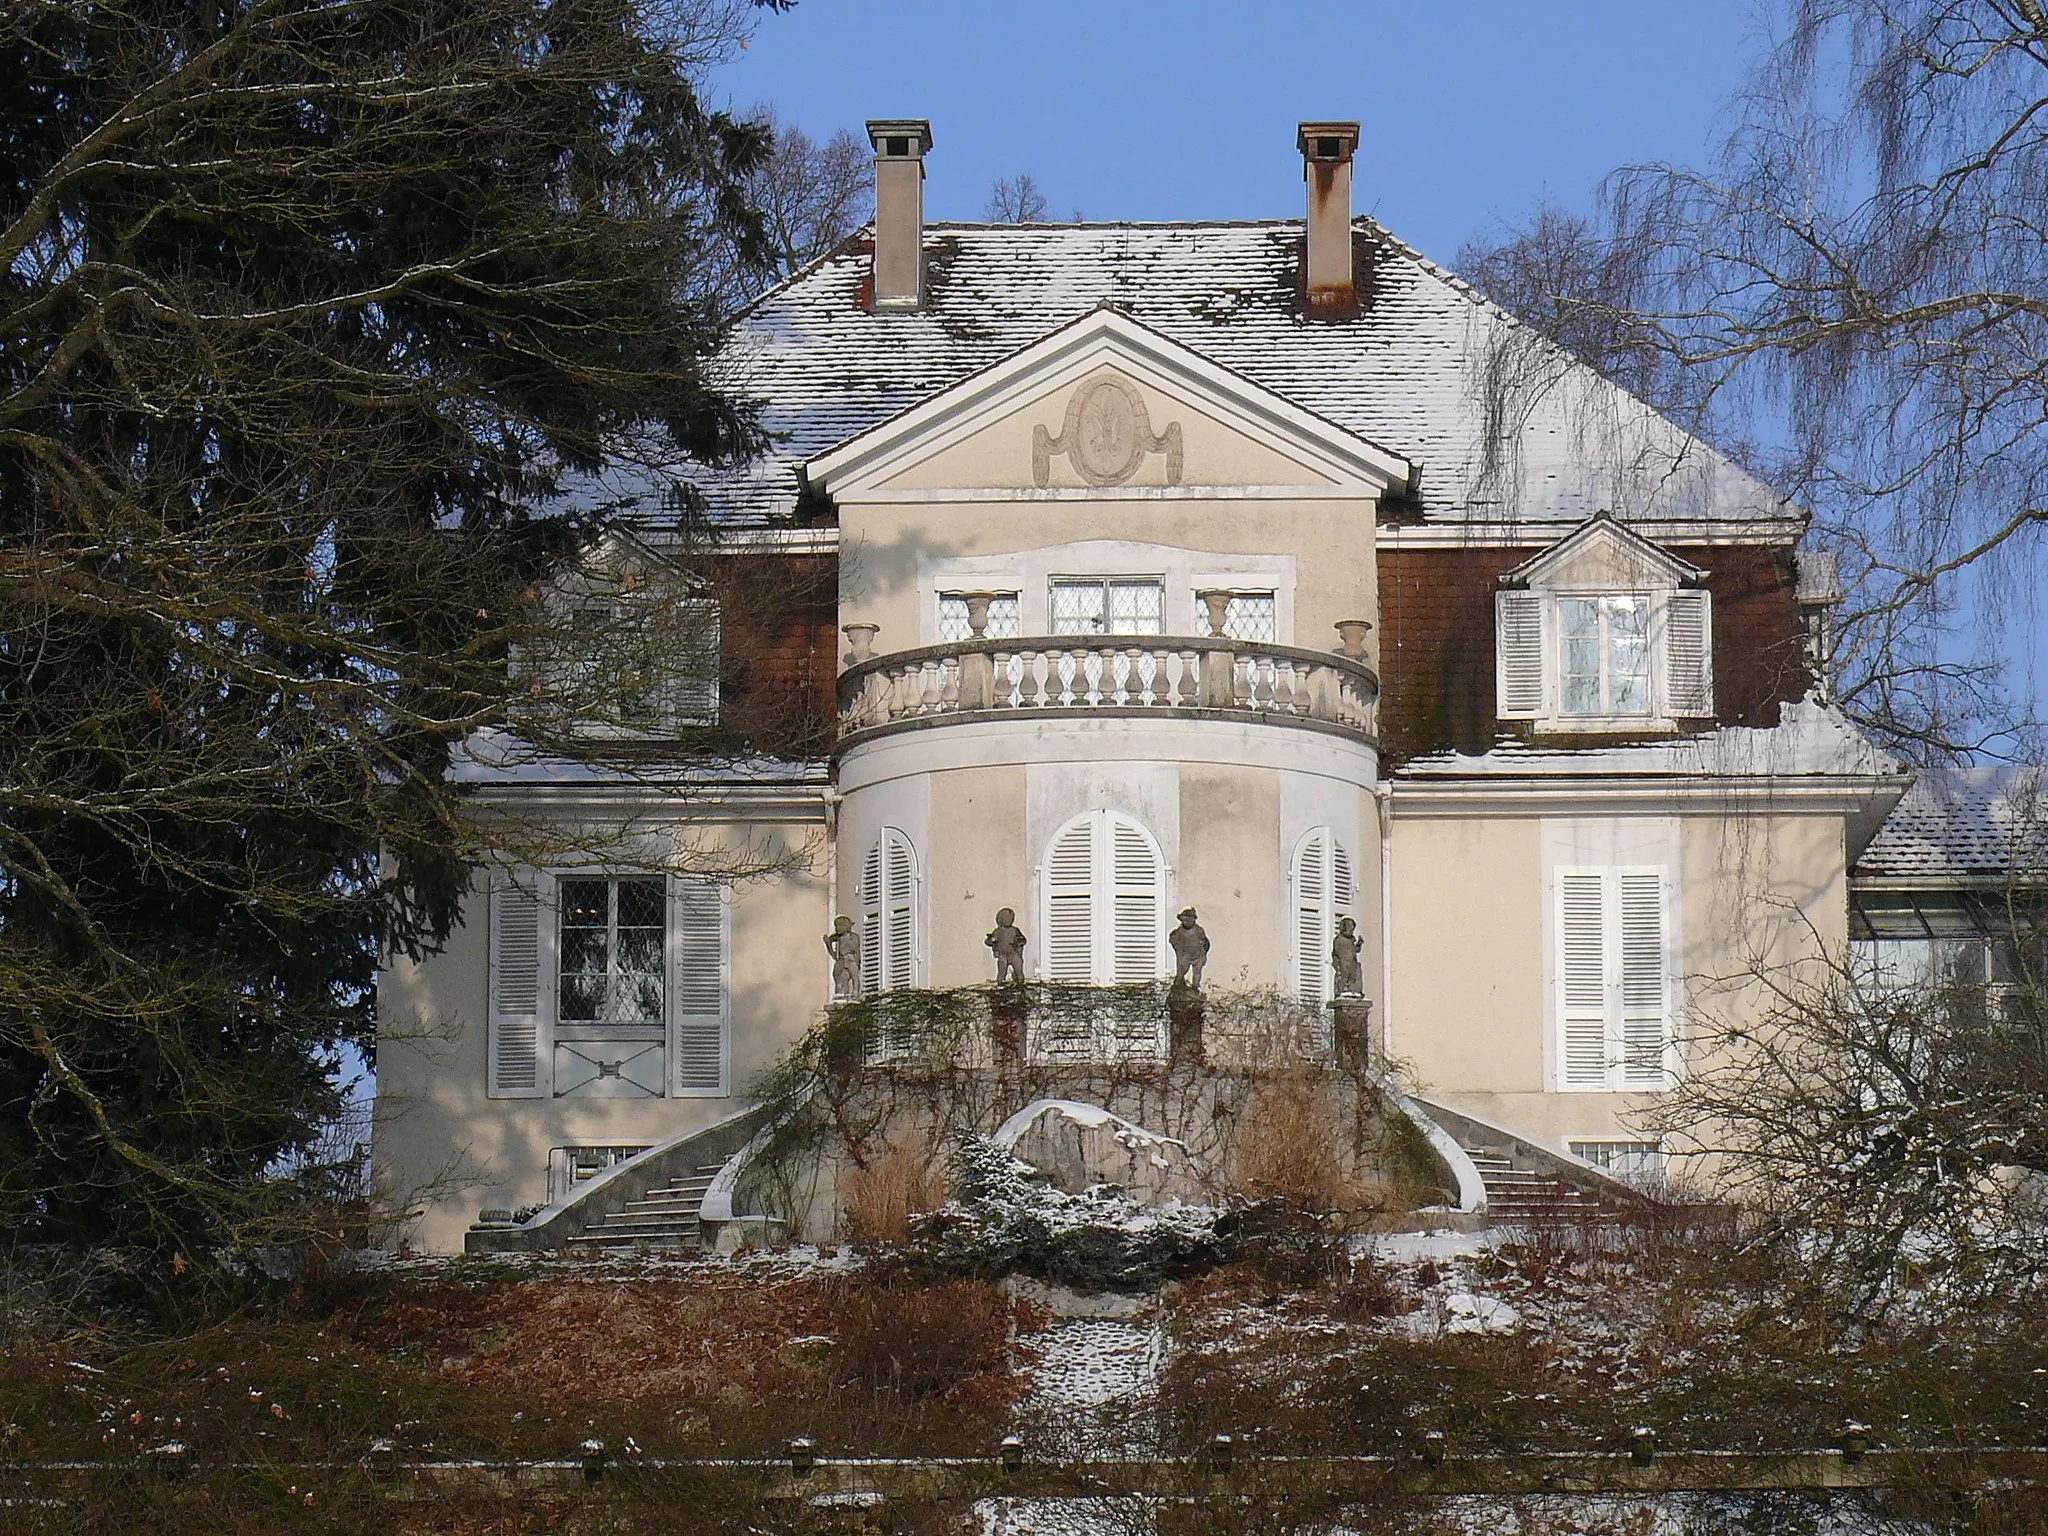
xmin=866 ymin=119 xmax=932 ymax=312
xmin=1298 ymin=121 xmax=1360 ymax=317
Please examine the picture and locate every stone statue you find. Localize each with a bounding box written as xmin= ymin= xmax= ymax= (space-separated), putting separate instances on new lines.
xmin=1332 ymin=915 xmax=1365 ymax=997
xmin=985 ymin=907 xmax=1027 ymax=983
xmin=824 ymin=916 xmax=861 ymax=998
xmin=1169 ymin=907 xmax=1210 ymax=991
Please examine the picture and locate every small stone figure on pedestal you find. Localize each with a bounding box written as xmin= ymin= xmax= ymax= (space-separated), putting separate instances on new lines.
xmin=986 ymin=907 xmax=1027 ymax=983
xmin=1169 ymin=908 xmax=1210 ymax=992
xmin=1331 ymin=915 xmax=1365 ymax=998
xmin=824 ymin=916 xmax=861 ymax=999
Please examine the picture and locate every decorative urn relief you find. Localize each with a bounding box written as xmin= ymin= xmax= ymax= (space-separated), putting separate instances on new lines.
xmin=1033 ymin=370 xmax=1184 ymax=487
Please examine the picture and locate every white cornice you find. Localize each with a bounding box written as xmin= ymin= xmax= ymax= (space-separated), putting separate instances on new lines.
xmin=1390 ymin=774 xmax=1906 ymax=817
xmin=1377 ymin=518 xmax=1806 ymax=550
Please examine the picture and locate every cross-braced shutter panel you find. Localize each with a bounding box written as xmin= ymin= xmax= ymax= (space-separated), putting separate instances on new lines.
xmin=489 ymin=875 xmax=550 ymax=1098
xmin=1496 ymin=590 xmax=1546 ymax=719
xmin=1617 ymin=873 xmax=1669 ymax=1086
xmin=1109 ymin=818 xmax=1163 ymax=984
xmin=1044 ymin=818 xmax=1097 ymax=983
xmin=1663 ymin=589 xmax=1713 ymax=717
xmin=670 ymin=876 xmax=727 ymax=1095
xmin=1558 ymin=872 xmax=1608 ymax=1089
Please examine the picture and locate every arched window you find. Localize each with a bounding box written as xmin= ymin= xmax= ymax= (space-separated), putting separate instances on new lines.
xmin=858 ymin=829 xmax=919 ymax=995
xmin=1040 ymin=810 xmax=1166 ymax=985
xmin=1291 ymin=827 xmax=1356 ymax=1005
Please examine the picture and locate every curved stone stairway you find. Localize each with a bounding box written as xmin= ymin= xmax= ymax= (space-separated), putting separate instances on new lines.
xmin=1461 ymin=1146 xmax=1614 ymax=1225
xmin=564 ymin=1162 xmax=727 ymax=1251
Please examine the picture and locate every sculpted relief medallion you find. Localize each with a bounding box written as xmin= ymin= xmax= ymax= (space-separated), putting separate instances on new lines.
xmin=1033 ymin=371 xmax=1185 ymax=487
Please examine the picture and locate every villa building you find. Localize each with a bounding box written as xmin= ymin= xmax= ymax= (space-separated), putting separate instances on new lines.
xmin=374 ymin=121 xmax=1933 ymax=1253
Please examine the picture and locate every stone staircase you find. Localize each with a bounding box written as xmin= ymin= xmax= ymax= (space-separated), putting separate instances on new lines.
xmin=1462 ymin=1146 xmax=1615 ymax=1225
xmin=564 ymin=1162 xmax=726 ymax=1251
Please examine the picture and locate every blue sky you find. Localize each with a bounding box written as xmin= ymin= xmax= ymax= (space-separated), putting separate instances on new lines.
xmin=720 ymin=1 xmax=1764 ymax=266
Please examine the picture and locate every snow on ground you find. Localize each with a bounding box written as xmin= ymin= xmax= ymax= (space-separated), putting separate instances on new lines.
xmin=1019 ymin=1314 xmax=1165 ymax=1459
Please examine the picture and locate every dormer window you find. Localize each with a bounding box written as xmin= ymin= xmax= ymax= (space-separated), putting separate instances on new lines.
xmin=1496 ymin=517 xmax=1713 ymax=733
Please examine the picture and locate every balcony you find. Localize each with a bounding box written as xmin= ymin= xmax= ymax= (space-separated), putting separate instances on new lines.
xmin=837 ymin=630 xmax=1378 ymax=746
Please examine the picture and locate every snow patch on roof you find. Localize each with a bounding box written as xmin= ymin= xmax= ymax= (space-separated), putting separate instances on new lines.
xmin=1400 ymin=701 xmax=1908 ymax=781
xmin=649 ymin=221 xmax=1785 ymax=531
xmin=1855 ymin=763 xmax=2048 ymax=880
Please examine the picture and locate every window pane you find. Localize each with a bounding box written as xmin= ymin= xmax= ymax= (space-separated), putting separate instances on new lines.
xmin=1607 ymin=598 xmax=1650 ymax=714
xmin=936 ymin=596 xmax=972 ymax=643
xmin=1050 ymin=582 xmax=1106 ymax=635
xmin=1559 ymin=597 xmax=1602 ymax=715
xmin=1222 ymin=593 xmax=1277 ymax=643
xmin=1106 ymin=580 xmax=1164 ymax=635
xmin=560 ymin=879 xmax=607 ymax=926
xmin=616 ymin=879 xmax=664 ymax=930
xmin=937 ymin=592 xmax=1022 ymax=641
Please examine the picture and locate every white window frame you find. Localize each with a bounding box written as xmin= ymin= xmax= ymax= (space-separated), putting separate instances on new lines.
xmin=555 ymin=875 xmax=669 ymax=1040
xmin=1567 ymin=1138 xmax=1668 ymax=1188
xmin=1048 ymin=575 xmax=1167 ymax=636
xmin=1553 ymin=864 xmax=1679 ymax=1092
xmin=1498 ymin=585 xmax=1712 ymax=733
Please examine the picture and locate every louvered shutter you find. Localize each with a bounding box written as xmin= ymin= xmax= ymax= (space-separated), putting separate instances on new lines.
xmin=671 ymin=598 xmax=721 ymax=725
xmin=859 ymin=839 xmax=883 ymax=996
xmin=1294 ymin=832 xmax=1329 ymax=1004
xmin=669 ymin=875 xmax=728 ymax=1096
xmin=1617 ymin=872 xmax=1669 ymax=1086
xmin=1663 ymin=589 xmax=1713 ymax=717
xmin=1109 ymin=817 xmax=1164 ymax=984
xmin=1496 ymin=590 xmax=1546 ymax=719
xmin=1043 ymin=817 xmax=1097 ymax=983
xmin=884 ymin=834 xmax=917 ymax=991
xmin=1557 ymin=872 xmax=1608 ymax=1089
xmin=489 ymin=873 xmax=551 ymax=1098
xmin=857 ymin=830 xmax=919 ymax=996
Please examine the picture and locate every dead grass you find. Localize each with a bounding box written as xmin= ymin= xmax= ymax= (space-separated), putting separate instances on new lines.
xmin=1228 ymin=1074 xmax=1382 ymax=1225
xmin=842 ymin=1135 xmax=946 ymax=1247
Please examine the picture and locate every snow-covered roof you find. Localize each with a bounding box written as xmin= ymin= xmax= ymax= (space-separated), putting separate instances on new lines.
xmin=1399 ymin=701 xmax=1908 ymax=782
xmin=644 ymin=220 xmax=1789 ymax=532
xmin=1854 ymin=765 xmax=2048 ymax=883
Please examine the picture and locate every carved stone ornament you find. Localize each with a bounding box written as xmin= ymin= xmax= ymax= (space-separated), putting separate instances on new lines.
xmin=1033 ymin=372 xmax=1184 ymax=487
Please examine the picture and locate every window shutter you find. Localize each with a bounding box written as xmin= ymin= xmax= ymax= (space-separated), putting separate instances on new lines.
xmin=1043 ymin=817 xmax=1097 ymax=983
xmin=669 ymin=876 xmax=728 ymax=1096
xmin=489 ymin=873 xmax=551 ymax=1098
xmin=1664 ymin=589 xmax=1713 ymax=716
xmin=671 ymin=598 xmax=721 ymax=726
xmin=884 ymin=833 xmax=917 ymax=992
xmin=1557 ymin=871 xmax=1608 ymax=1089
xmin=857 ymin=830 xmax=919 ymax=996
xmin=1290 ymin=829 xmax=1332 ymax=1004
xmin=1108 ymin=817 xmax=1163 ymax=984
xmin=1617 ymin=872 xmax=1669 ymax=1086
xmin=859 ymin=839 xmax=883 ymax=996
xmin=1496 ymin=589 xmax=1546 ymax=719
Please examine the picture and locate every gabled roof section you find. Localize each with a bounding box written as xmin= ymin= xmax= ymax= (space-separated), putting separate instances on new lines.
xmin=648 ymin=220 xmax=1793 ymax=534
xmin=804 ymin=305 xmax=1411 ymax=499
xmin=1501 ymin=512 xmax=1709 ymax=589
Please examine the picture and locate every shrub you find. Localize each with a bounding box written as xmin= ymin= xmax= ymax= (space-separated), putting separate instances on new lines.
xmin=831 ymin=1277 xmax=1013 ymax=1402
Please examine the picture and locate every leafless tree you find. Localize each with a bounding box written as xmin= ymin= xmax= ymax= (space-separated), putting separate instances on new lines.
xmin=699 ymin=108 xmax=873 ymax=308
xmin=986 ymin=173 xmax=1049 ymax=223
xmin=1460 ymin=0 xmax=2048 ymax=759
xmin=1654 ymin=869 xmax=2048 ymax=1318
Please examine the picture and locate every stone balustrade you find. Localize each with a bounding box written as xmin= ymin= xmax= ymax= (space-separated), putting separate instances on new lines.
xmin=837 ymin=634 xmax=1378 ymax=742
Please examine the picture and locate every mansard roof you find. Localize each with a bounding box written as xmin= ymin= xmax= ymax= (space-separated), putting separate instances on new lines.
xmin=648 ymin=219 xmax=1791 ymax=534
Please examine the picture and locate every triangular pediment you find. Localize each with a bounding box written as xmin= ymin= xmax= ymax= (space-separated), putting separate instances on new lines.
xmin=803 ymin=306 xmax=1412 ymax=500
xmin=1504 ymin=513 xmax=1707 ymax=590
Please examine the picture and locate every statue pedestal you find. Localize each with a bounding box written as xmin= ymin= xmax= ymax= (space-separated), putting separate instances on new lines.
xmin=1329 ymin=998 xmax=1373 ymax=1073
xmin=1166 ymin=982 xmax=1206 ymax=1065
